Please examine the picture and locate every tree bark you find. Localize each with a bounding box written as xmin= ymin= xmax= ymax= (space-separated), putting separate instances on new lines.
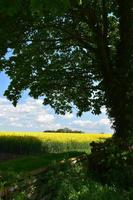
xmin=106 ymin=0 xmax=133 ymax=138
xmin=95 ymin=0 xmax=133 ymax=138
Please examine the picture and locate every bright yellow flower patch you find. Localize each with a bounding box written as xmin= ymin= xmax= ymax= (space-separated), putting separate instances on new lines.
xmin=0 ymin=132 xmax=112 ymax=143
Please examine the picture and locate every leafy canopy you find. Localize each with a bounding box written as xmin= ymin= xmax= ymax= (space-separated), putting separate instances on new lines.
xmin=0 ymin=0 xmax=132 ymax=122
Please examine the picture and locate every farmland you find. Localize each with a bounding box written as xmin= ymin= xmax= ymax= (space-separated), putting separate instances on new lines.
xmin=0 ymin=132 xmax=111 ymax=176
xmin=0 ymin=132 xmax=112 ymax=143
xmin=0 ymin=132 xmax=112 ymax=154
xmin=0 ymin=132 xmax=132 ymax=200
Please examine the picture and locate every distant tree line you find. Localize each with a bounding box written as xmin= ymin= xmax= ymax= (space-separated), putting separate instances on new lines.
xmin=44 ymin=127 xmax=83 ymax=133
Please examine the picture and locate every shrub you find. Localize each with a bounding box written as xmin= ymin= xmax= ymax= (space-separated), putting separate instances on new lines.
xmin=30 ymin=162 xmax=132 ymax=200
xmin=88 ymin=137 xmax=133 ymax=189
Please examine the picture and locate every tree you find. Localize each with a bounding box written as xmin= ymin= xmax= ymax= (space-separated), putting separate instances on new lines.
xmin=0 ymin=0 xmax=133 ymax=138
xmin=56 ymin=128 xmax=83 ymax=133
xmin=43 ymin=128 xmax=83 ymax=133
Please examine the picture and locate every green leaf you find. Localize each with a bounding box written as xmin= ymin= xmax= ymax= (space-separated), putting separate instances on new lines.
xmin=0 ymin=0 xmax=21 ymax=16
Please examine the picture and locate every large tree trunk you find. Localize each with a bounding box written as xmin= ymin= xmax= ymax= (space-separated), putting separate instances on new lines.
xmin=107 ymin=0 xmax=133 ymax=138
xmin=98 ymin=0 xmax=133 ymax=138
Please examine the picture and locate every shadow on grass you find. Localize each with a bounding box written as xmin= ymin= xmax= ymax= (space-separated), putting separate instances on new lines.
xmin=0 ymin=151 xmax=82 ymax=184
xmin=0 ymin=135 xmax=91 ymax=157
xmin=0 ymin=135 xmax=44 ymax=155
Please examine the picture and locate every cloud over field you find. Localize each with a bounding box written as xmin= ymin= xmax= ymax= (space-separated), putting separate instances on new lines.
xmin=72 ymin=118 xmax=112 ymax=133
xmin=0 ymin=97 xmax=61 ymax=131
xmin=0 ymin=97 xmax=113 ymax=133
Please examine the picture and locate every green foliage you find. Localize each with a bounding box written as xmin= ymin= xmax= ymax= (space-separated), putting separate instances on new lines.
xmin=0 ymin=146 xmax=133 ymax=200
xmin=44 ymin=127 xmax=83 ymax=133
xmin=0 ymin=0 xmax=22 ymax=16
xmin=89 ymin=138 xmax=133 ymax=189
xmin=27 ymin=162 xmax=132 ymax=200
xmin=0 ymin=152 xmax=81 ymax=181
xmin=1 ymin=0 xmax=114 ymax=114
xmin=0 ymin=0 xmax=133 ymax=137
xmin=0 ymin=0 xmax=81 ymax=16
xmin=30 ymin=0 xmax=72 ymax=15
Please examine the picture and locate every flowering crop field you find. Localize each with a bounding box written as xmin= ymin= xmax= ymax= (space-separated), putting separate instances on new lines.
xmin=0 ymin=132 xmax=112 ymax=142
xmin=0 ymin=132 xmax=112 ymax=186
xmin=0 ymin=132 xmax=112 ymax=154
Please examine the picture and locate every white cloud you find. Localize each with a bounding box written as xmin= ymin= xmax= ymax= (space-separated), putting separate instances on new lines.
xmin=101 ymin=106 xmax=107 ymax=114
xmin=36 ymin=114 xmax=54 ymax=123
xmin=9 ymin=117 xmax=19 ymax=122
xmin=10 ymin=122 xmax=23 ymax=128
xmin=59 ymin=112 xmax=73 ymax=119
xmin=0 ymin=97 xmax=60 ymax=131
xmin=73 ymin=120 xmax=93 ymax=127
xmin=72 ymin=118 xmax=113 ymax=133
xmin=99 ymin=118 xmax=110 ymax=126
xmin=0 ymin=97 xmax=113 ymax=133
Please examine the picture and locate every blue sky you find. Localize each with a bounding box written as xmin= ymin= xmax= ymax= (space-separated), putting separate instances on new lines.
xmin=0 ymin=71 xmax=113 ymax=133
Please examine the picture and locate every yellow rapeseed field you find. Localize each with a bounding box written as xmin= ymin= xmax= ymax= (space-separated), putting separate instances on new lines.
xmin=0 ymin=132 xmax=112 ymax=143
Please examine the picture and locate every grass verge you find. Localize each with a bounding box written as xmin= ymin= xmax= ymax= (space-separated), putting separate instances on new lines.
xmin=0 ymin=152 xmax=82 ymax=183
